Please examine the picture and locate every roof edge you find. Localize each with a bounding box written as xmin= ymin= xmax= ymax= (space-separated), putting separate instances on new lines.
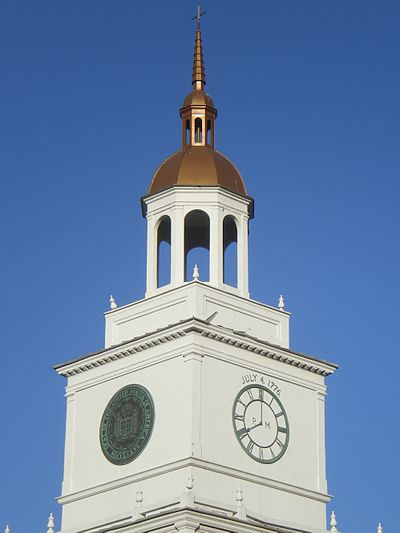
xmin=141 ymin=185 xmax=254 ymax=218
xmin=54 ymin=317 xmax=337 ymax=377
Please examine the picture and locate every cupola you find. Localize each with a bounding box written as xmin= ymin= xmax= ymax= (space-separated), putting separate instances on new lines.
xmin=147 ymin=16 xmax=247 ymax=197
xmin=142 ymin=13 xmax=253 ymax=299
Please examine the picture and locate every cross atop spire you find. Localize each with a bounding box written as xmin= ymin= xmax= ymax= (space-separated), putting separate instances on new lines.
xmin=192 ymin=2 xmax=206 ymax=28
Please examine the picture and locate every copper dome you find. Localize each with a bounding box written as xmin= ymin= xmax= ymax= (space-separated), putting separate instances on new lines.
xmin=182 ymin=89 xmax=215 ymax=110
xmin=148 ymin=145 xmax=247 ymax=196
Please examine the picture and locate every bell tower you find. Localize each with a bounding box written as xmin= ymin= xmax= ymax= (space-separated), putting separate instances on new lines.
xmin=56 ymin=13 xmax=337 ymax=533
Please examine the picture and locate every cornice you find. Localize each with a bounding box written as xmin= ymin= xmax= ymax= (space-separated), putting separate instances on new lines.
xmin=55 ymin=318 xmax=337 ymax=378
xmin=141 ymin=185 xmax=254 ymax=219
xmin=103 ymin=281 xmax=290 ymax=319
xmin=57 ymin=456 xmax=330 ymax=507
xmin=64 ymin=504 xmax=313 ymax=533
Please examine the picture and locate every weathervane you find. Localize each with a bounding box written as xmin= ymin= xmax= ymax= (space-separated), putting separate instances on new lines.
xmin=192 ymin=1 xmax=206 ymax=26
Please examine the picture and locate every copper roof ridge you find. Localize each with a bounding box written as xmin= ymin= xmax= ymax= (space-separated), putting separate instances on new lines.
xmin=146 ymin=147 xmax=183 ymax=194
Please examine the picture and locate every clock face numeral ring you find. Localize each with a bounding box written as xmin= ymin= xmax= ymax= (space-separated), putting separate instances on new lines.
xmin=99 ymin=384 xmax=155 ymax=466
xmin=232 ymin=384 xmax=289 ymax=464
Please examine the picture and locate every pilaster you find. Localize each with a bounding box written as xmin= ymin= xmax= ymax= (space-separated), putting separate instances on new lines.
xmin=61 ymin=391 xmax=76 ymax=495
xmin=316 ymin=390 xmax=327 ymax=493
xmin=145 ymin=214 xmax=157 ymax=297
xmin=238 ymin=213 xmax=249 ymax=298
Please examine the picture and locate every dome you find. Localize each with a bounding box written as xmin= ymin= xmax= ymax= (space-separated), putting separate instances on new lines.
xmin=148 ymin=145 xmax=247 ymax=196
xmin=182 ymin=90 xmax=215 ymax=110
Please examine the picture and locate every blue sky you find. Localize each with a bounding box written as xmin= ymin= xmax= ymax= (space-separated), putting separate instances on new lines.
xmin=1 ymin=1 xmax=399 ymax=532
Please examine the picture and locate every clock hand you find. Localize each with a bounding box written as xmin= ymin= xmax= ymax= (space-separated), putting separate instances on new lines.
xmin=246 ymin=420 xmax=262 ymax=432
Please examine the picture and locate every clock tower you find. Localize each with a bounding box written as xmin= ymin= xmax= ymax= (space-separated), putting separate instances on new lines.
xmin=56 ymin=16 xmax=337 ymax=533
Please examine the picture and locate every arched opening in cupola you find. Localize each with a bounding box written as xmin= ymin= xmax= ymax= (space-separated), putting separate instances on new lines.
xmin=223 ymin=215 xmax=238 ymax=287
xmin=184 ymin=209 xmax=210 ymax=281
xmin=156 ymin=216 xmax=171 ymax=288
xmin=185 ymin=119 xmax=190 ymax=145
xmin=194 ymin=118 xmax=203 ymax=144
xmin=206 ymin=119 xmax=212 ymax=145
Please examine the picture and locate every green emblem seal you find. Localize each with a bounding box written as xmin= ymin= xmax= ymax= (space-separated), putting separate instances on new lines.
xmin=99 ymin=384 xmax=155 ymax=465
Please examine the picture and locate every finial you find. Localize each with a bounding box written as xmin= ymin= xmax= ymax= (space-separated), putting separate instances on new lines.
xmin=109 ymin=294 xmax=117 ymax=310
xmin=278 ymin=294 xmax=285 ymax=311
xmin=235 ymin=487 xmax=246 ymax=520
xmin=193 ymin=264 xmax=199 ymax=280
xmin=180 ymin=475 xmax=195 ymax=507
xmin=5 ymin=526 xmax=10 ymax=533
xmin=330 ymin=511 xmax=338 ymax=532
xmin=191 ymin=3 xmax=206 ymax=90
xmin=377 ymin=523 xmax=383 ymax=533
xmin=186 ymin=475 xmax=194 ymax=492
xmin=132 ymin=491 xmax=144 ymax=521
xmin=47 ymin=513 xmax=54 ymax=533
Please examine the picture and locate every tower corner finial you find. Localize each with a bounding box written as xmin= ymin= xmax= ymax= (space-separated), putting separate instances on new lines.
xmin=330 ymin=510 xmax=338 ymax=532
xmin=109 ymin=294 xmax=117 ymax=310
xmin=47 ymin=512 xmax=55 ymax=533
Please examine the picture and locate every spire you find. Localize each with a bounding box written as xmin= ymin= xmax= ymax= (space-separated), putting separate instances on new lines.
xmin=192 ymin=3 xmax=206 ymax=90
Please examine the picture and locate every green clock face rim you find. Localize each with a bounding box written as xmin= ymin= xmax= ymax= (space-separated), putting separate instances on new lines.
xmin=232 ymin=384 xmax=289 ymax=464
xmin=99 ymin=384 xmax=155 ymax=466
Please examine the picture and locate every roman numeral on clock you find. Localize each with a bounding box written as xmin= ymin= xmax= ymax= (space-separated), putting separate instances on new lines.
xmin=246 ymin=441 xmax=254 ymax=453
xmin=276 ymin=438 xmax=284 ymax=449
xmin=237 ymin=427 xmax=247 ymax=439
xmin=270 ymin=447 xmax=275 ymax=459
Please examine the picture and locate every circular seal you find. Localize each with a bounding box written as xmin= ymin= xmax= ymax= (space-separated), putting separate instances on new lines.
xmin=99 ymin=384 xmax=155 ymax=465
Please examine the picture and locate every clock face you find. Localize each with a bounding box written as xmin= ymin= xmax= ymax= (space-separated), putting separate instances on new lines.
xmin=99 ymin=384 xmax=155 ymax=465
xmin=232 ymin=384 xmax=289 ymax=463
